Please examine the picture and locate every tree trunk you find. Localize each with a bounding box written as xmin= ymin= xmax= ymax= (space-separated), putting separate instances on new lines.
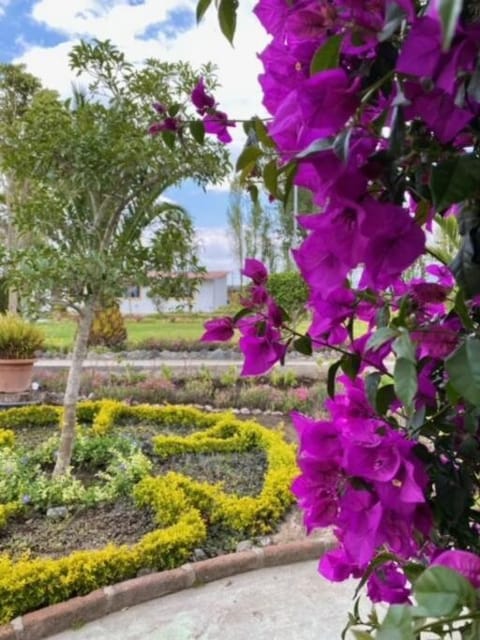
xmin=52 ymin=300 xmax=96 ymax=477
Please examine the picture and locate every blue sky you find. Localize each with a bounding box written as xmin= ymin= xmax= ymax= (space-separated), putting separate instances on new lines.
xmin=0 ymin=0 xmax=267 ymax=280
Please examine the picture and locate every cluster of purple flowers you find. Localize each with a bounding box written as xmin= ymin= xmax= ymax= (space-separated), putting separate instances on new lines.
xmin=149 ymin=79 xmax=235 ymax=143
xmin=192 ymin=0 xmax=480 ymax=609
xmin=292 ymin=375 xmax=431 ymax=603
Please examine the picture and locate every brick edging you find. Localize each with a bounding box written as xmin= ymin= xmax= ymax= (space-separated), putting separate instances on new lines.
xmin=0 ymin=538 xmax=335 ymax=640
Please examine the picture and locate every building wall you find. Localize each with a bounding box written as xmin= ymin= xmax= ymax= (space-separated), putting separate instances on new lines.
xmin=119 ymin=276 xmax=228 ymax=315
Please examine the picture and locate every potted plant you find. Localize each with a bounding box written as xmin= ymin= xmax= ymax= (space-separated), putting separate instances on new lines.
xmin=0 ymin=314 xmax=45 ymax=393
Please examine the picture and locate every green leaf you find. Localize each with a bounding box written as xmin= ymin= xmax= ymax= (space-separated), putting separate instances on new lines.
xmin=161 ymin=130 xmax=176 ymax=150
xmin=327 ymin=359 xmax=342 ymax=398
xmin=467 ymin=57 xmax=480 ymax=102
xmin=394 ymin=357 xmax=417 ymax=411
xmin=293 ymin=334 xmax=313 ymax=356
xmin=232 ymin=307 xmax=251 ymax=324
xmin=189 ymin=120 xmax=205 ymax=145
xmin=196 ymin=0 xmax=213 ymax=23
xmin=414 ymin=566 xmax=476 ymax=617
xmin=333 ymin=128 xmax=352 ymax=164
xmin=365 ymin=372 xmax=381 ymax=409
xmin=310 ymin=35 xmax=343 ymax=75
xmin=378 ymin=2 xmax=408 ymax=42
xmin=254 ymin=117 xmax=275 ymax=148
xmin=247 ymin=183 xmax=259 ymax=204
xmin=236 ymin=146 xmax=262 ymax=171
xmin=393 ymin=332 xmax=416 ymax=362
xmin=454 ymin=288 xmax=475 ymax=331
xmin=295 ymin=136 xmax=334 ymax=159
xmin=168 ymin=103 xmax=181 ymax=117
xmin=367 ymin=327 xmax=397 ymax=351
xmin=376 ymin=606 xmax=414 ymax=640
xmin=340 ymin=353 xmax=361 ymax=379
xmin=438 ymin=0 xmax=463 ymax=51
xmin=376 ymin=383 xmax=396 ymax=415
xmin=218 ymin=0 xmax=237 ymax=45
xmin=446 ymin=337 xmax=480 ymax=406
xmin=431 ymin=155 xmax=480 ymax=212
xmin=263 ymin=160 xmax=278 ymax=198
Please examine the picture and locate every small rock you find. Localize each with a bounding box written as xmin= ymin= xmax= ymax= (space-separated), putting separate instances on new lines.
xmin=236 ymin=540 xmax=254 ymax=553
xmin=256 ymin=536 xmax=272 ymax=547
xmin=272 ymin=410 xmax=283 ymax=416
xmin=31 ymin=381 xmax=40 ymax=391
xmin=239 ymin=407 xmax=250 ymax=415
xmin=204 ymin=404 xmax=213 ymax=412
xmin=46 ymin=506 xmax=68 ymax=520
xmin=251 ymin=409 xmax=262 ymax=415
xmin=193 ymin=548 xmax=208 ymax=561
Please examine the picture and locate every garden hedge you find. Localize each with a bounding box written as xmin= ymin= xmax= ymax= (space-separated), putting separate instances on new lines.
xmin=0 ymin=400 xmax=297 ymax=623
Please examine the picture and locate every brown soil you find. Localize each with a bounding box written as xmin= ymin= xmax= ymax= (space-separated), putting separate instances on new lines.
xmin=0 ymin=499 xmax=156 ymax=558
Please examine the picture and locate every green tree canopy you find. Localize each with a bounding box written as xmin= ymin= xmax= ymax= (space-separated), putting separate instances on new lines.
xmin=2 ymin=39 xmax=230 ymax=475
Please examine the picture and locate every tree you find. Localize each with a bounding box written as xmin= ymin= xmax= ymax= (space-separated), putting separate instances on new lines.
xmin=146 ymin=201 xmax=205 ymax=312
xmin=227 ymin=180 xmax=278 ymax=281
xmin=4 ymin=40 xmax=230 ymax=475
xmin=0 ymin=64 xmax=42 ymax=313
xmin=226 ymin=180 xmax=245 ymax=288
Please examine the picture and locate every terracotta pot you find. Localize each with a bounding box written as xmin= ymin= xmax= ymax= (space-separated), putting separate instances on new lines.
xmin=0 ymin=359 xmax=35 ymax=393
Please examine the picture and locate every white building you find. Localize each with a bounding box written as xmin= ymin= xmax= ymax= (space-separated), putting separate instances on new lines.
xmin=119 ymin=271 xmax=229 ymax=316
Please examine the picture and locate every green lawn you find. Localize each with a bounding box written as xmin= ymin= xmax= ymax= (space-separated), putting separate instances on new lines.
xmin=40 ymin=315 xmax=210 ymax=350
xmin=40 ymin=314 xmax=368 ymax=351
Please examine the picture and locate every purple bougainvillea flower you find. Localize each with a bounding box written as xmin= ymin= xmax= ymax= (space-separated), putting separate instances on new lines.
xmin=239 ymin=333 xmax=286 ymax=376
xmin=360 ymin=199 xmax=425 ymax=289
xmin=253 ymin=0 xmax=290 ymax=36
xmin=201 ymin=317 xmax=234 ymax=342
xmin=319 ymin=546 xmax=362 ymax=582
xmin=242 ymin=258 xmax=268 ymax=285
xmin=203 ymin=110 xmax=235 ymax=143
xmin=404 ymin=82 xmax=473 ymax=144
xmin=259 ymin=39 xmax=316 ymax=114
xmin=367 ymin=562 xmax=411 ymax=604
xmin=152 ymin=102 xmax=167 ymax=114
xmin=285 ymin=1 xmax=337 ymax=41
xmin=191 ymin=78 xmax=216 ymax=114
xmin=396 ymin=17 xmax=443 ymax=79
xmin=433 ymin=550 xmax=480 ymax=588
xmin=298 ymin=69 xmax=360 ymax=137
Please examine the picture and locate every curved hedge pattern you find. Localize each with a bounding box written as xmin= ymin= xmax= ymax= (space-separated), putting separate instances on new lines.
xmin=0 ymin=400 xmax=297 ymax=623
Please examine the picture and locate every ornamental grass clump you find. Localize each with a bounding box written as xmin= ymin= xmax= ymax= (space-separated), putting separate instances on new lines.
xmin=0 ymin=314 xmax=44 ymax=359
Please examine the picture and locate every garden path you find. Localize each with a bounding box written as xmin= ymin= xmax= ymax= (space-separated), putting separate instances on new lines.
xmin=34 ymin=358 xmax=325 ymax=377
xmin=47 ymin=560 xmax=356 ymax=640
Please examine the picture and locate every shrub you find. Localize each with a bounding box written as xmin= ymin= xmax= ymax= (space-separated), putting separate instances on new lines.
xmin=266 ymin=272 xmax=309 ymax=326
xmin=88 ymin=303 xmax=127 ymax=349
xmin=0 ymin=314 xmax=45 ymax=359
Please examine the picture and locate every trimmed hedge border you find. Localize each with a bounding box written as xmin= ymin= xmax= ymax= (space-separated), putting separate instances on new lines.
xmin=0 ymin=401 xmax=298 ymax=625
xmin=0 ymin=539 xmax=335 ymax=640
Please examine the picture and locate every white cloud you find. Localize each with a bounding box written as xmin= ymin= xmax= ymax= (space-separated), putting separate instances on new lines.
xmin=0 ymin=0 xmax=12 ymax=18
xmin=17 ymin=0 xmax=268 ymax=145
xmin=196 ymin=226 xmax=238 ymax=277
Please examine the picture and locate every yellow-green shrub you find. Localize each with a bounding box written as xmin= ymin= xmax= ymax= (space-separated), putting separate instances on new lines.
xmin=0 ymin=429 xmax=14 ymax=449
xmin=0 ymin=502 xmax=20 ymax=529
xmin=0 ymin=401 xmax=297 ymax=624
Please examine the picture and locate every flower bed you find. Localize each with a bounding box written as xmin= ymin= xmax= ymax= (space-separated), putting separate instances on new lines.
xmin=0 ymin=401 xmax=297 ymax=624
